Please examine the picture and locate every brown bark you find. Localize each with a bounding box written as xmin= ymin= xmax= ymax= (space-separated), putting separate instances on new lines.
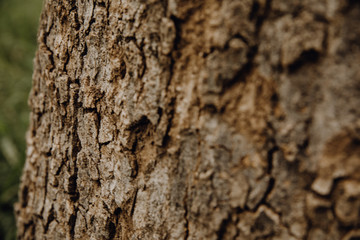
xmin=16 ymin=0 xmax=360 ymax=239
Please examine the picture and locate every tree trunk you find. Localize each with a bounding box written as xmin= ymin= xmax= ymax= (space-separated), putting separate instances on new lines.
xmin=15 ymin=0 xmax=360 ymax=239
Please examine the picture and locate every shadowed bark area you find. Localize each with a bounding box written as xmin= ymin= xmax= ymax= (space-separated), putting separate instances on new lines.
xmin=16 ymin=0 xmax=360 ymax=239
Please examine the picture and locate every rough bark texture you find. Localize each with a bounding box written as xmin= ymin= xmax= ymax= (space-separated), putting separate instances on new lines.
xmin=15 ymin=0 xmax=360 ymax=239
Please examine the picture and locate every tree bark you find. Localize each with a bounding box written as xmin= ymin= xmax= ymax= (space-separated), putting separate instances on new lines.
xmin=16 ymin=0 xmax=360 ymax=239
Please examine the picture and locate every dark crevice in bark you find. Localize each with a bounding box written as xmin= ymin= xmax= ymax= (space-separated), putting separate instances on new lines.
xmin=292 ymin=5 xmax=304 ymax=18
xmin=157 ymin=107 xmax=163 ymax=125
xmin=162 ymin=98 xmax=175 ymax=147
xmin=343 ymin=0 xmax=360 ymax=12
xmin=202 ymin=103 xmax=218 ymax=114
xmin=109 ymin=207 xmax=122 ymax=239
xmin=257 ymin=178 xmax=275 ymax=210
xmin=44 ymin=206 xmax=55 ymax=233
xmin=304 ymin=215 xmax=314 ymax=240
xmin=231 ymin=34 xmax=250 ymax=46
xmin=249 ymin=1 xmax=260 ymax=21
xmin=63 ymin=49 xmax=70 ymax=73
xmin=42 ymin=32 xmax=55 ymax=73
xmin=78 ymin=208 xmax=88 ymax=230
xmin=221 ymin=45 xmax=258 ymax=92
xmin=118 ymin=36 xmax=136 ymax=43
xmin=127 ymin=115 xmax=151 ymax=152
xmin=288 ymin=49 xmax=321 ymax=73
xmin=107 ymin=220 xmax=116 ymax=240
xmin=99 ymin=141 xmax=111 ymax=147
xmin=138 ymin=44 xmax=146 ymax=80
xmin=55 ymin=157 xmax=66 ymax=176
xmin=113 ymin=207 xmax=122 ymax=225
xmin=202 ymin=46 xmax=216 ymax=58
xmin=166 ymin=54 xmax=176 ymax=92
xmin=130 ymin=188 xmax=138 ymax=217
xmin=68 ymin=174 xmax=79 ymax=201
xmin=165 ymin=15 xmax=181 ymax=96
xmin=83 ymin=107 xmax=97 ymax=114
xmin=128 ymin=115 xmax=151 ymax=134
xmin=216 ymin=213 xmax=232 ymax=240
xmin=165 ymin=15 xmax=182 ymax=92
xmin=169 ymin=15 xmax=182 ymax=51
xmin=68 ymin=83 xmax=81 ymax=204
xmin=23 ymin=220 xmax=35 ymax=238
xmin=21 ymin=186 xmax=29 ymax=208
xmin=314 ymin=14 xmax=330 ymax=24
xmin=118 ymin=36 xmax=146 ymax=80
xmin=84 ymin=7 xmax=95 ymax=36
xmin=222 ymin=0 xmax=272 ymax=92
xmin=80 ymin=42 xmax=88 ymax=57
xmin=70 ymin=4 xmax=80 ymax=31
xmin=183 ymin=188 xmax=189 ymax=240
xmin=255 ymin=0 xmax=272 ymax=35
xmin=68 ymin=210 xmax=77 ymax=239
xmin=245 ymin=175 xmax=276 ymax=213
xmin=329 ymin=177 xmax=349 ymax=198
xmin=41 ymin=159 xmax=49 ymax=215
xmin=105 ymin=0 xmax=110 ymax=25
xmin=130 ymin=156 xmax=138 ymax=178
xmin=119 ymin=60 xmax=127 ymax=79
xmin=267 ymin=146 xmax=278 ymax=175
xmin=97 ymin=1 xmax=106 ymax=8
xmin=93 ymin=109 xmax=101 ymax=150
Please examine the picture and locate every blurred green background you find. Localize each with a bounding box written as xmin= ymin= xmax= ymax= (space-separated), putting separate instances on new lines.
xmin=0 ymin=0 xmax=42 ymax=239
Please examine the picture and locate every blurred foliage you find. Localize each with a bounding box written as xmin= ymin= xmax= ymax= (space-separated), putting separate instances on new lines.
xmin=0 ymin=0 xmax=42 ymax=239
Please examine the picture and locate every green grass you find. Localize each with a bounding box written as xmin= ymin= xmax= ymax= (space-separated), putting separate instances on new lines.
xmin=0 ymin=0 xmax=43 ymax=239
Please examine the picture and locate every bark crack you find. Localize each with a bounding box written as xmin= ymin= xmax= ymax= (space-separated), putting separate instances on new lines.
xmin=183 ymin=188 xmax=189 ymax=240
